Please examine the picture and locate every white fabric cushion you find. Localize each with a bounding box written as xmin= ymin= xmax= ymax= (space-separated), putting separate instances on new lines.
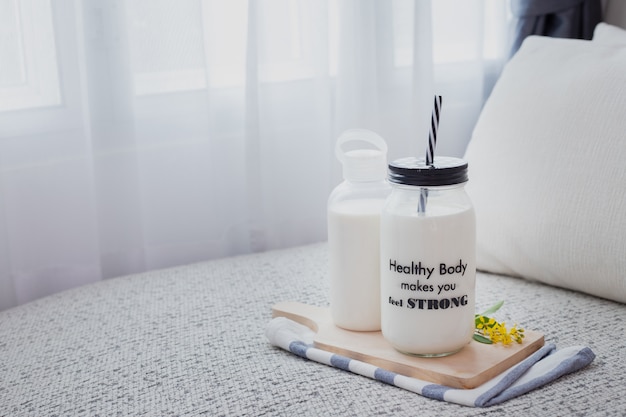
xmin=593 ymin=22 xmax=626 ymax=44
xmin=464 ymin=36 xmax=626 ymax=303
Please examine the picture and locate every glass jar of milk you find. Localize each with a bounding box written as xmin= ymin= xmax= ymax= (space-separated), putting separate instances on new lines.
xmin=380 ymin=156 xmax=475 ymax=357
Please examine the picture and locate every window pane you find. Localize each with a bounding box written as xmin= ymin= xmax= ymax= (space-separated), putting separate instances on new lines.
xmin=0 ymin=0 xmax=61 ymax=112
xmin=0 ymin=0 xmax=25 ymax=87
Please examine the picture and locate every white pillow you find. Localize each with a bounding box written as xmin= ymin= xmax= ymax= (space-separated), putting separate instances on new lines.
xmin=593 ymin=22 xmax=626 ymax=44
xmin=464 ymin=36 xmax=626 ymax=303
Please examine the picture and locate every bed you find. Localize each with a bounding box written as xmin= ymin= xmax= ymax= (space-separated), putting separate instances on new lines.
xmin=2 ymin=25 xmax=626 ymax=417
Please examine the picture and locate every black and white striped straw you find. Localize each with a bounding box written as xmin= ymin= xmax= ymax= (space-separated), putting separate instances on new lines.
xmin=426 ymin=95 xmax=442 ymax=166
xmin=419 ymin=95 xmax=442 ymax=214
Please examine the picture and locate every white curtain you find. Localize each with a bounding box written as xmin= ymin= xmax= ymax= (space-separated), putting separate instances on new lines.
xmin=0 ymin=0 xmax=510 ymax=310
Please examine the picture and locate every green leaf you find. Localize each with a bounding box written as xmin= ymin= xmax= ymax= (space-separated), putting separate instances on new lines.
xmin=480 ymin=300 xmax=504 ymax=316
xmin=473 ymin=333 xmax=493 ymax=344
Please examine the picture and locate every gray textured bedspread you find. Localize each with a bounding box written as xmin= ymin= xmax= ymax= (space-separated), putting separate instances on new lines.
xmin=1 ymin=243 xmax=624 ymax=416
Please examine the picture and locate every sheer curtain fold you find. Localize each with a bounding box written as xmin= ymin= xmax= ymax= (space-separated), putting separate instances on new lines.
xmin=335 ymin=0 xmax=384 ymax=134
xmin=80 ymin=1 xmax=149 ymax=280
xmin=411 ymin=0 xmax=435 ymax=160
xmin=0 ymin=0 xmax=509 ymax=310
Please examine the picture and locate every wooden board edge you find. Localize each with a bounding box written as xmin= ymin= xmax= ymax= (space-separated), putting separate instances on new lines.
xmin=271 ymin=301 xmax=322 ymax=333
xmin=458 ymin=334 xmax=546 ymax=389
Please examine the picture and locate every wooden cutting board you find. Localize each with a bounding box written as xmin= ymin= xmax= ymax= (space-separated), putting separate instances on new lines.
xmin=272 ymin=301 xmax=544 ymax=389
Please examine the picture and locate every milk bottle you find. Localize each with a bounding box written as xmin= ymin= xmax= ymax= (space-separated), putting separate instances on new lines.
xmin=380 ymin=156 xmax=475 ymax=356
xmin=328 ymin=129 xmax=391 ymax=331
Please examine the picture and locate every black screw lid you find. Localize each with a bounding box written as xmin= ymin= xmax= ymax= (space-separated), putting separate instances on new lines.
xmin=388 ymin=156 xmax=468 ymax=186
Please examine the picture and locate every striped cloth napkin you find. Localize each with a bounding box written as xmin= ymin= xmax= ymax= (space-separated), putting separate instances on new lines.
xmin=265 ymin=317 xmax=595 ymax=407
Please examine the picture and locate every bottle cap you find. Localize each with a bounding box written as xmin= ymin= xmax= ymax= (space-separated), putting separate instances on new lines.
xmin=388 ymin=156 xmax=468 ymax=186
xmin=336 ymin=129 xmax=388 ymax=181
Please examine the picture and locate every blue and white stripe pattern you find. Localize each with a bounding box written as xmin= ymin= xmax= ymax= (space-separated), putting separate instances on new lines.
xmin=266 ymin=317 xmax=595 ymax=408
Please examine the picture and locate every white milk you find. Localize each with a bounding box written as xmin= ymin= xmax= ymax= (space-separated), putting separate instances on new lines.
xmin=328 ymin=198 xmax=385 ymax=331
xmin=380 ymin=203 xmax=476 ymax=355
xmin=328 ymin=129 xmax=390 ymax=331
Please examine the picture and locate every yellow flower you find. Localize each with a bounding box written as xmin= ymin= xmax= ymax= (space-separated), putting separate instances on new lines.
xmin=474 ymin=308 xmax=525 ymax=345
xmin=510 ymin=325 xmax=525 ymax=344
